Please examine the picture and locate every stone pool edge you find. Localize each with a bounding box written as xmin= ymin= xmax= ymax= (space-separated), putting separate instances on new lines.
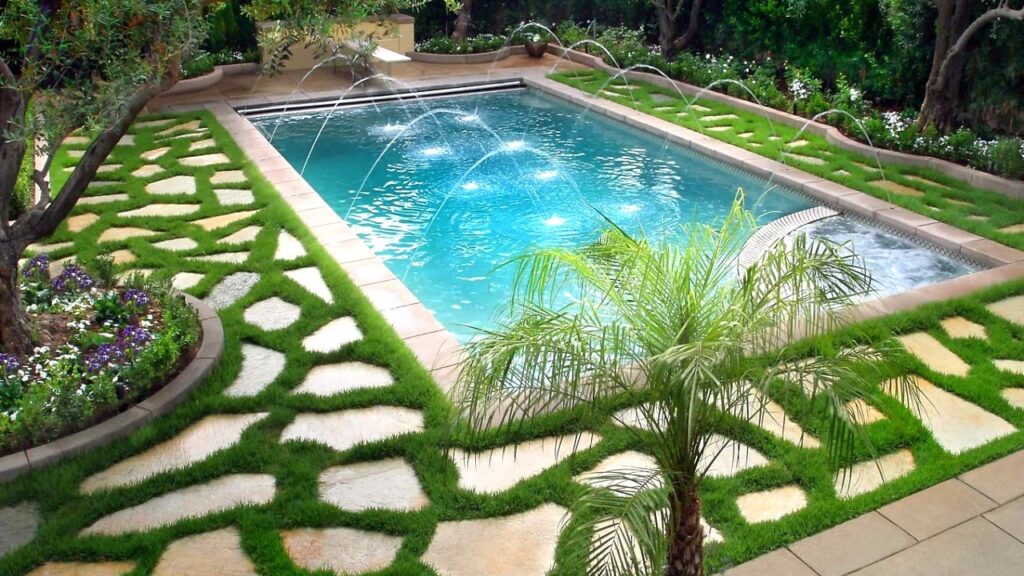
xmin=185 ymin=76 xmax=1023 ymax=395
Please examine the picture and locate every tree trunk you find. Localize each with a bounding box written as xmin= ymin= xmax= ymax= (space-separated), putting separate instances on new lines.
xmin=666 ymin=485 xmax=704 ymax=576
xmin=0 ymin=246 xmax=32 ymax=357
xmin=658 ymin=8 xmax=681 ymax=60
xmin=451 ymin=0 xmax=473 ymax=42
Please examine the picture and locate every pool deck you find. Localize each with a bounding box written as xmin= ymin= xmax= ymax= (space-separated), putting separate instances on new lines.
xmin=149 ymin=55 xmax=1024 ymax=576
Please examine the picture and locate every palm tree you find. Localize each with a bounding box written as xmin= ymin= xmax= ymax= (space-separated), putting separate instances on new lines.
xmin=453 ymin=195 xmax=915 ymax=576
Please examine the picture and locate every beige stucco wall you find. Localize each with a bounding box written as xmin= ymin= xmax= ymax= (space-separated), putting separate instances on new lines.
xmin=258 ymin=15 xmax=414 ymax=72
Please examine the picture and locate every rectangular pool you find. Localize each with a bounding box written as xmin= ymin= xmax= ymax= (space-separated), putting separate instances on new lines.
xmin=252 ymin=88 xmax=978 ymax=341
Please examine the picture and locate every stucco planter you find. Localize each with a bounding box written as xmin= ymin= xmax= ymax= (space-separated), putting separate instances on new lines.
xmin=408 ymin=46 xmax=513 ymax=65
xmin=0 ymin=294 xmax=224 ymax=483
xmin=162 ymin=66 xmax=224 ymax=96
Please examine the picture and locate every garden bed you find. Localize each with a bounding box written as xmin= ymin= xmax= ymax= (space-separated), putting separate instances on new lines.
xmin=0 ymin=258 xmax=214 ymax=469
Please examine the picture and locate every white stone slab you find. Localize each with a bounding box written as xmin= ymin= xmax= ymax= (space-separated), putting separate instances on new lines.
xmin=243 ymin=297 xmax=300 ymax=331
xmin=147 ymin=175 xmax=196 ymax=196
xmin=280 ymin=407 xmax=424 ymax=453
xmin=275 ymin=231 xmax=306 ymax=260
xmin=205 ymin=272 xmax=261 ymax=311
xmin=451 ymin=432 xmax=601 ymax=494
xmin=293 ymin=362 xmax=393 ymax=396
xmin=283 ymin=266 xmax=333 ymax=304
xmin=154 ymin=527 xmax=256 ymax=576
xmin=282 ymin=527 xmax=401 ymax=575
xmin=737 ymin=485 xmax=807 ymax=523
xmin=224 ymin=343 xmax=287 ymax=398
xmin=897 ymin=332 xmax=970 ymax=377
xmin=835 ymin=449 xmax=916 ymax=499
xmin=319 ymin=458 xmax=428 ymax=512
xmin=302 ymin=317 xmax=362 ymax=353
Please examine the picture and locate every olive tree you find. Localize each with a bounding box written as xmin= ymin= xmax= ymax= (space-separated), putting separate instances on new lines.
xmin=651 ymin=0 xmax=708 ymax=59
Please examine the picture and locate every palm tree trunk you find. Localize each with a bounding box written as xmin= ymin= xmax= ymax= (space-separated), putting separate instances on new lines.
xmin=0 ymin=247 xmax=32 ymax=357
xmin=667 ymin=484 xmax=704 ymax=576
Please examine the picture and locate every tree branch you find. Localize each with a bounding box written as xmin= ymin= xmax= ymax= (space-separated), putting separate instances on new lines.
xmin=936 ymin=1 xmax=1024 ymax=90
xmin=672 ymin=0 xmax=705 ymax=52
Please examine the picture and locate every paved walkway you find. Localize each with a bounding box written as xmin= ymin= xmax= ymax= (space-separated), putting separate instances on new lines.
xmin=728 ymin=450 xmax=1024 ymax=576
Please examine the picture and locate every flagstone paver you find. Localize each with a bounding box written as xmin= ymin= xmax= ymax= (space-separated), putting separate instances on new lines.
xmin=205 ymin=272 xmax=261 ymax=310
xmin=282 ymin=527 xmax=402 ymax=575
xmin=81 ymin=474 xmax=276 ymax=536
xmin=214 ymin=188 xmax=255 ymax=206
xmin=141 ymin=147 xmax=171 ymax=161
xmin=702 ymin=114 xmax=739 ymax=122
xmin=1000 ymin=223 xmax=1024 ymax=234
xmin=223 ymin=344 xmax=286 ymax=398
xmin=180 ymin=153 xmax=231 ymax=167
xmin=737 ymin=485 xmax=808 ymax=523
xmin=318 ymin=458 xmax=428 ymax=512
xmin=79 ymin=193 xmax=130 ymax=205
xmin=108 ymin=249 xmax=136 ymax=265
xmin=987 ymin=295 xmax=1024 ymax=325
xmin=1003 ymin=389 xmax=1024 ymax=409
xmin=97 ymin=164 xmax=122 ymax=174
xmin=243 ymin=297 xmax=300 ymax=331
xmin=423 ymin=503 xmax=566 ymax=576
xmin=843 ymin=398 xmax=886 ymax=425
xmin=24 ymin=562 xmax=136 ymax=576
xmin=219 ymin=225 xmax=261 ymax=246
xmin=134 ymin=119 xmax=174 ymax=129
xmin=188 ymin=139 xmax=216 ymax=151
xmin=210 ymin=170 xmax=247 ymax=185
xmin=293 ymin=362 xmax=393 ymax=396
xmin=302 ymin=317 xmax=363 ymax=353
xmin=146 ymin=175 xmax=197 ymax=196
xmin=994 ymin=359 xmax=1024 ymax=375
xmin=172 ymin=271 xmax=205 ymax=291
xmin=835 ymin=449 xmax=916 ymax=499
xmin=155 ymin=237 xmax=199 ymax=252
xmin=131 ymin=164 xmax=164 ymax=179
xmin=80 ymin=413 xmax=268 ymax=493
xmin=574 ymin=450 xmax=661 ymax=495
xmin=0 ymin=502 xmax=39 ymax=559
xmin=153 ymin=527 xmax=256 ymax=576
xmin=274 ymin=231 xmax=307 ymax=260
xmin=27 ymin=240 xmax=74 ymax=254
xmin=158 ymin=120 xmax=201 ymax=136
xmin=897 ymin=332 xmax=970 ymax=377
xmin=192 ymin=251 xmax=250 ymax=264
xmin=280 ymin=407 xmax=424 ymax=453
xmin=940 ymin=316 xmax=988 ymax=340
xmin=283 ymin=266 xmax=333 ymax=304
xmin=97 ymin=227 xmax=157 ymax=243
xmin=67 ymin=213 xmax=100 ymax=232
xmin=451 ymin=432 xmax=601 ymax=494
xmin=883 ymin=375 xmax=1015 ymax=453
xmin=192 ymin=210 xmax=259 ymax=231
xmin=119 ymin=203 xmax=201 ymax=218
xmin=730 ymin=390 xmax=821 ymax=448
xmin=874 ymin=180 xmax=925 ymax=197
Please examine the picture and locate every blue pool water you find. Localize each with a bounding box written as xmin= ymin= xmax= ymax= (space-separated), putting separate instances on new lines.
xmin=253 ymin=89 xmax=976 ymax=340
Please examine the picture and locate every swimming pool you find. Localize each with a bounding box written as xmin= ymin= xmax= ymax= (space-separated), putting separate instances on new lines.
xmin=253 ymin=88 xmax=978 ymax=341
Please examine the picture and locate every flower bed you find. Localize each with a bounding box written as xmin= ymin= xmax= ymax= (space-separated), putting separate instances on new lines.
xmin=414 ymin=34 xmax=506 ymax=55
xmin=0 ymin=255 xmax=201 ymax=455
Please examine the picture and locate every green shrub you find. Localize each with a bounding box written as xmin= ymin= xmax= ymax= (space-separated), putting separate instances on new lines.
xmin=415 ymin=34 xmax=506 ymax=54
xmin=990 ymin=138 xmax=1024 ymax=180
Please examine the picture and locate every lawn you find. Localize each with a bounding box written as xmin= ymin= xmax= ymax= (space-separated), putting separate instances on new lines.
xmin=1 ymin=109 xmax=1023 ymax=575
xmin=550 ymin=70 xmax=1024 ymax=252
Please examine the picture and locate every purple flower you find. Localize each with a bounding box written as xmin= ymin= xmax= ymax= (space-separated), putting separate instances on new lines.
xmin=0 ymin=353 xmax=18 ymax=373
xmin=120 ymin=289 xmax=150 ymax=309
xmin=118 ymin=326 xmax=152 ymax=350
xmin=22 ymin=254 xmax=50 ymax=281
xmin=84 ymin=343 xmax=125 ymax=373
xmin=52 ymin=264 xmax=94 ymax=292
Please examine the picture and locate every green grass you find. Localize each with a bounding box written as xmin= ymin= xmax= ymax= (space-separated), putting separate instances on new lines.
xmin=550 ymin=69 xmax=1024 ymax=251
xmin=2 ymin=109 xmax=1024 ymax=575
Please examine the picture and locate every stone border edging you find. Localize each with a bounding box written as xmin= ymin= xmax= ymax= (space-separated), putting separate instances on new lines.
xmin=546 ymin=46 xmax=1024 ymax=200
xmin=408 ymin=46 xmax=515 ymax=65
xmin=162 ymin=63 xmax=261 ymax=97
xmin=0 ymin=294 xmax=224 ymax=483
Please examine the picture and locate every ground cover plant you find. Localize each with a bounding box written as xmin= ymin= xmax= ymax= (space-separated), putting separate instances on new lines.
xmin=551 ymin=69 xmax=1024 ymax=252
xmin=0 ymin=111 xmax=1022 ymax=575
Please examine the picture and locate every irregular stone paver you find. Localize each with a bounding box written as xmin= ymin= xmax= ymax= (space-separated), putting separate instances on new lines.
xmin=738 ymin=132 xmax=754 ymax=138
xmin=302 ymin=317 xmax=362 ymax=353
xmin=1000 ymin=223 xmax=1024 ymax=234
xmin=98 ymin=227 xmax=157 ymax=243
xmin=155 ymin=237 xmax=198 ymax=252
xmin=172 ymin=272 xmax=205 ymax=291
xmin=293 ymin=362 xmax=393 ymax=396
xmin=835 ymin=449 xmax=916 ymax=499
xmin=27 ymin=240 xmax=74 ymax=254
xmin=280 ymin=407 xmax=424 ymax=453
xmin=163 ymin=129 xmax=210 ymax=141
xmin=275 ymin=231 xmax=307 ymax=260
xmin=147 ymin=175 xmax=197 ymax=196
xmin=844 ymin=398 xmax=886 ymax=425
xmin=730 ymin=390 xmax=821 ymax=448
xmin=219 ymin=225 xmax=262 ymax=245
xmin=180 ymin=153 xmax=231 ymax=167
xmin=884 ymin=375 xmax=1015 ymax=453
xmin=994 ymin=359 xmax=1024 ymax=375
xmin=701 ymin=435 xmax=770 ymax=477
xmin=786 ymin=139 xmax=810 ymax=148
xmin=211 ymin=170 xmax=247 ymax=185
xmin=874 ymin=180 xmax=925 ymax=197
xmin=192 ymin=251 xmax=250 ymax=264
xmin=897 ymin=332 xmax=970 ymax=377
xmin=737 ymin=485 xmax=808 ymax=523
xmin=243 ymin=297 xmax=301 ymax=331
xmin=119 ymin=203 xmax=201 ymax=218
xmin=702 ymin=114 xmax=739 ymax=122
xmin=108 ymin=249 xmax=136 ymax=265
xmin=80 ymin=413 xmax=268 ymax=493
xmin=188 ymin=138 xmax=216 ymax=151
xmin=906 ymin=175 xmax=949 ymax=189
xmin=283 ymin=266 xmax=333 ymax=304
xmin=987 ymin=296 xmax=1024 ymax=326
xmin=154 ymin=527 xmax=256 ymax=576
xmin=706 ymin=126 xmax=732 ymax=132
xmin=319 ymin=458 xmax=428 ymax=512
xmin=48 ymin=256 xmax=74 ymax=277
xmin=68 ymin=213 xmax=100 ymax=232
xmin=224 ymin=344 xmax=286 ymax=398
xmin=79 ymin=193 xmax=130 ymax=205
xmin=131 ymin=164 xmax=164 ymax=179
xmin=574 ymin=450 xmax=661 ymax=495
xmin=25 ymin=562 xmax=136 ymax=576
xmin=97 ymin=164 xmax=122 ymax=173
xmin=141 ymin=147 xmax=171 ymax=161
xmin=205 ymin=272 xmax=261 ymax=311
xmin=282 ymin=527 xmax=401 ymax=575
xmin=689 ymin=104 xmax=711 ymax=113
xmin=135 ymin=118 xmax=173 ymax=129
xmin=941 ymin=316 xmax=988 ymax=340
xmin=157 ymin=119 xmax=201 ymax=136
xmin=784 ymin=153 xmax=827 ymax=166
xmin=192 ymin=210 xmax=259 ymax=231
xmin=214 ymin=188 xmax=255 ymax=206
xmin=422 ymin=503 xmax=566 ymax=576
xmin=64 ymin=135 xmax=89 ymax=145
xmin=1003 ymin=389 xmax=1024 ymax=409
xmin=0 ymin=501 xmax=39 ymax=559
xmin=450 ymin=432 xmax=601 ymax=494
xmin=81 ymin=474 xmax=275 ymax=536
